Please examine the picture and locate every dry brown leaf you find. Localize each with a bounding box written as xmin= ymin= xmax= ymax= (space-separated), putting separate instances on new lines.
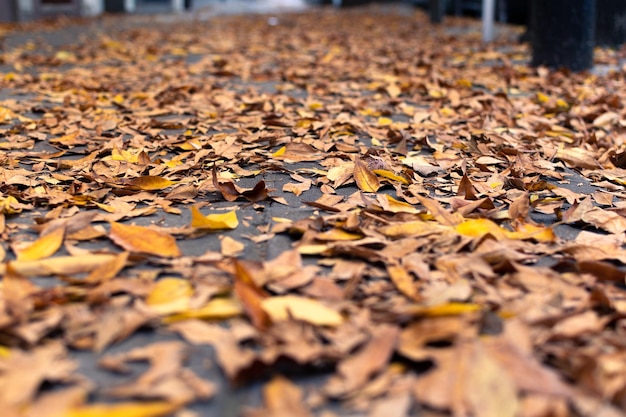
xmin=416 ymin=195 xmax=462 ymax=226
xmin=260 ymin=375 xmax=313 ymax=417
xmin=325 ymin=325 xmax=399 ymax=397
xmin=555 ymin=146 xmax=599 ymax=169
xmin=221 ymin=235 xmax=245 ymax=257
xmin=387 ymin=264 xmax=420 ymax=301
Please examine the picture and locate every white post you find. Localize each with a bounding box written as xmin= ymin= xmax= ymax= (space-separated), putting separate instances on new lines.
xmin=124 ymin=0 xmax=135 ymax=11
xmin=482 ymin=0 xmax=496 ymax=42
xmin=171 ymin=0 xmax=183 ymax=12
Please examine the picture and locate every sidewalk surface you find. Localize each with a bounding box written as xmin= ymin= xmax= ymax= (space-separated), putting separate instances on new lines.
xmin=1 ymin=4 xmax=626 ymax=417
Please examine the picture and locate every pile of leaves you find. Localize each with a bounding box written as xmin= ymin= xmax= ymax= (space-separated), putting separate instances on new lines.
xmin=1 ymin=6 xmax=626 ymax=417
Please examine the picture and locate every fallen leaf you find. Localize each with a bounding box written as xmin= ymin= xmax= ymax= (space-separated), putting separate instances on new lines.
xmin=190 ymin=205 xmax=239 ymax=230
xmin=221 ymin=235 xmax=245 ymax=257
xmin=416 ymin=195 xmax=462 ymax=226
xmin=64 ymin=401 xmax=179 ymax=417
xmin=2 ymin=254 xmax=118 ymax=276
xmin=15 ymin=226 xmax=65 ymax=261
xmin=109 ymin=222 xmax=181 ymax=258
xmin=353 ymin=158 xmax=380 ymax=192
xmin=455 ymin=218 xmax=555 ymax=242
xmin=325 ymin=325 xmax=399 ymax=397
xmin=387 ymin=264 xmax=420 ymax=300
xmin=163 ymin=297 xmax=243 ymax=323
xmin=122 ymin=176 xmax=177 ymax=191
xmin=261 ymin=295 xmax=343 ymax=327
xmin=260 ymin=375 xmax=313 ymax=417
xmin=145 ymin=278 xmax=193 ymax=315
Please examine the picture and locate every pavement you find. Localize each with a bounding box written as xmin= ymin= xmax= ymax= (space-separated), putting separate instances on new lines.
xmin=0 ymin=3 xmax=624 ymax=417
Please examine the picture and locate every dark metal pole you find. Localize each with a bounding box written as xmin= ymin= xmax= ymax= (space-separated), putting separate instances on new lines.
xmin=530 ymin=0 xmax=595 ymax=72
xmin=596 ymin=0 xmax=626 ymax=47
xmin=429 ymin=0 xmax=445 ymax=24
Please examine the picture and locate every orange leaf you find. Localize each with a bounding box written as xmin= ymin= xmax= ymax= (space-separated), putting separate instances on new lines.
xmin=387 ymin=264 xmax=420 ymax=300
xmin=123 ymin=176 xmax=177 ymax=191
xmin=109 ymin=222 xmax=181 ymax=258
xmin=85 ymin=251 xmax=129 ymax=283
xmin=233 ymin=259 xmax=270 ymax=330
xmin=64 ymin=401 xmax=179 ymax=417
xmin=354 ymin=158 xmax=380 ymax=192
xmin=15 ymin=226 xmax=65 ymax=261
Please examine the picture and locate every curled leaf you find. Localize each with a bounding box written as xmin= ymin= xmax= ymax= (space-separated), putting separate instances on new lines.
xmin=354 ymin=158 xmax=380 ymax=192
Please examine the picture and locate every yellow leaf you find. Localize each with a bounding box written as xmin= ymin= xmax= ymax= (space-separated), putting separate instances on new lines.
xmin=1 ymin=254 xmax=117 ymax=277
xmin=536 ymin=92 xmax=549 ymax=103
xmin=455 ymin=218 xmax=509 ymax=240
xmin=177 ymin=139 xmax=202 ymax=150
xmin=190 ymin=206 xmax=238 ymax=230
xmin=455 ymin=218 xmax=555 ymax=242
xmin=0 ymin=196 xmax=22 ymax=214
xmin=63 ymin=401 xmax=179 ymax=417
xmin=315 ymin=228 xmax=363 ymax=241
xmin=372 ymin=169 xmax=409 ymax=184
xmin=55 ymin=50 xmax=76 ymax=62
xmin=261 ymin=295 xmax=343 ymax=326
xmin=124 ymin=176 xmax=177 ymax=191
xmin=296 ymin=244 xmax=328 ymax=255
xmin=377 ymin=117 xmax=393 ymax=126
xmin=272 ymin=146 xmax=286 ymax=157
xmin=146 ymin=278 xmax=193 ymax=314
xmin=170 ymin=47 xmax=187 ymax=56
xmin=94 ymin=202 xmax=116 ymax=213
xmin=109 ymin=222 xmax=181 ymax=258
xmin=111 ymin=147 xmax=139 ymax=163
xmin=353 ymin=158 xmax=380 ymax=193
xmin=16 ymin=226 xmax=65 ymax=261
xmin=382 ymin=195 xmax=420 ymax=214
xmin=456 ymin=79 xmax=473 ymax=88
xmin=163 ymin=297 xmax=244 ymax=323
xmin=0 ymin=346 xmax=10 ymax=358
xmin=409 ymin=302 xmax=481 ymax=317
xmin=49 ymin=131 xmax=81 ymax=146
xmin=509 ymin=222 xmax=556 ymax=243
